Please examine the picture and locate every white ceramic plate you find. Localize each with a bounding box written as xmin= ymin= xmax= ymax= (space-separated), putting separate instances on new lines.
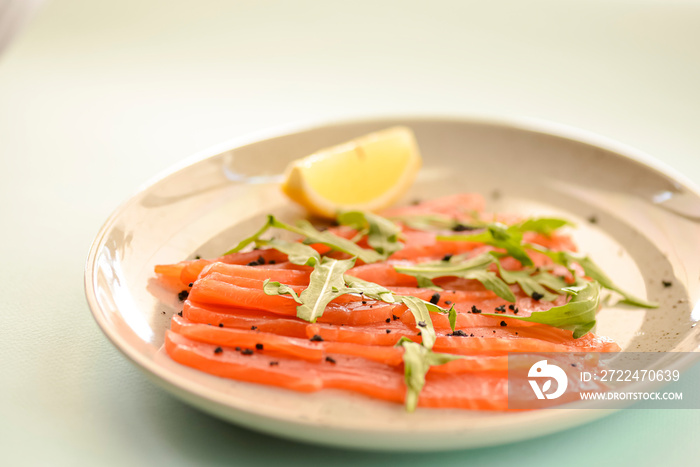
xmin=85 ymin=117 xmax=700 ymax=451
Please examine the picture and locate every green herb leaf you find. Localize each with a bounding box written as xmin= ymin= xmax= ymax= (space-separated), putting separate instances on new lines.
xmin=262 ymin=279 xmax=303 ymax=304
xmin=344 ymin=275 xmax=395 ymax=303
xmin=396 ymin=338 xmax=462 ymax=412
xmin=439 ymin=223 xmax=534 ymax=267
xmin=497 ymin=264 xmax=567 ymax=301
xmin=296 ymin=257 xmax=357 ymax=322
xmin=222 ymin=216 xmax=274 ymax=255
xmin=483 ymin=281 xmax=601 ymax=338
xmin=337 ymin=211 xmax=403 ymax=256
xmin=528 ymin=244 xmax=658 ymax=308
xmin=394 ymin=253 xmax=516 ymax=302
xmin=513 ymin=218 xmax=574 ymax=236
xmin=400 ymin=296 xmax=437 ymax=349
xmin=268 ymin=216 xmax=384 ymax=264
xmin=255 ymin=239 xmax=320 ymax=266
xmin=388 ymin=213 xmax=485 ymax=231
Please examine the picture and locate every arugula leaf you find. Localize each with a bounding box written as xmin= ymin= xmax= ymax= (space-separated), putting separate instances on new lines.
xmin=396 ymin=338 xmax=463 ymax=412
xmin=296 ymin=257 xmax=357 ymax=322
xmin=222 ymin=217 xmax=274 ymax=255
xmin=268 ymin=216 xmax=384 ymax=264
xmin=255 ymin=239 xmax=320 ymax=266
xmin=399 ymin=296 xmax=437 ymax=349
xmin=388 ymin=213 xmax=486 ymax=231
xmin=344 ymin=275 xmax=395 ymax=303
xmin=440 ymin=223 xmax=534 ymax=267
xmin=394 ymin=253 xmax=516 ymax=302
xmin=527 ymin=244 xmax=658 ymax=308
xmin=398 ymin=296 xmax=457 ymax=346
xmin=262 ymin=280 xmax=302 ymax=304
xmin=437 ymin=218 xmax=572 ymax=266
xmin=513 ymin=218 xmax=574 ymax=236
xmin=337 ymin=211 xmax=403 ymax=256
xmin=483 ymin=281 xmax=601 ymax=338
xmin=497 ymin=264 xmax=567 ymax=302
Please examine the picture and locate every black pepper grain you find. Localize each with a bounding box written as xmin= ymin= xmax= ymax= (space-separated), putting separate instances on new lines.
xmin=392 ymin=314 xmax=399 ymax=320
xmin=269 ymin=361 xmax=279 ymax=366
xmin=532 ymin=292 xmax=544 ymax=301
xmin=500 ymin=321 xmax=507 ymax=327
xmin=442 ymin=254 xmax=453 ymax=262
xmin=325 ymin=356 xmax=336 ymax=364
xmin=448 ymin=330 xmax=468 ymax=337
xmin=178 ymin=290 xmax=189 ymax=301
xmin=251 ymin=326 xmax=258 ymax=330
xmin=218 ymin=323 xmax=223 ymax=327
xmin=417 ymin=321 xmax=427 ymax=328
xmin=255 ymin=343 xmax=263 ymax=350
xmin=241 ymin=348 xmax=254 ymax=356
xmin=662 ymin=280 xmax=673 ymax=288
xmin=385 ymin=318 xmax=391 ymax=323
xmin=471 ymin=305 xmax=481 ymax=314
xmin=386 ymin=329 xmax=391 ymax=334
xmin=429 ymin=292 xmax=440 ymax=305
xmin=310 ymin=334 xmax=324 ymax=342
xmin=214 ymin=347 xmax=223 ymax=354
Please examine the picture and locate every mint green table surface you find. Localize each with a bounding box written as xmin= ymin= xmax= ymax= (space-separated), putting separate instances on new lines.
xmin=2 ymin=1 xmax=698 ymax=465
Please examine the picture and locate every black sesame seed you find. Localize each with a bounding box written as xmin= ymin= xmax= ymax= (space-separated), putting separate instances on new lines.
xmin=241 ymin=348 xmax=254 ymax=356
xmin=429 ymin=292 xmax=440 ymax=305
xmin=471 ymin=305 xmax=481 ymax=314
xmin=251 ymin=326 xmax=258 ymax=330
xmin=214 ymin=347 xmax=223 ymax=354
xmin=514 ymin=308 xmax=519 ymax=314
xmin=442 ymin=254 xmax=453 ymax=262
xmin=500 ymin=321 xmax=507 ymax=327
xmin=177 ymin=311 xmax=183 ymax=317
xmin=255 ymin=343 xmax=263 ymax=350
xmin=662 ymin=280 xmax=673 ymax=288
xmin=362 ymin=300 xmax=367 ymax=305
xmin=218 ymin=323 xmax=223 ymax=327
xmin=178 ymin=290 xmax=189 ymax=301
xmin=188 ymin=282 xmax=193 ymax=287
xmin=532 ymin=292 xmax=544 ymax=301
xmin=385 ymin=318 xmax=391 ymax=323
xmin=452 ymin=223 xmax=477 ymax=232
xmin=508 ymin=304 xmax=515 ymax=311
xmin=310 ymin=334 xmax=324 ymax=342
xmin=470 ymin=333 xmax=474 ymax=337
xmin=325 ymin=356 xmax=336 ymax=364
xmin=417 ymin=321 xmax=427 ymax=328
xmin=386 ymin=329 xmax=391 ymax=334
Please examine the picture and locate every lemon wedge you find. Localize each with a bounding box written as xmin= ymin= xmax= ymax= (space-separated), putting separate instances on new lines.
xmin=281 ymin=126 xmax=422 ymax=218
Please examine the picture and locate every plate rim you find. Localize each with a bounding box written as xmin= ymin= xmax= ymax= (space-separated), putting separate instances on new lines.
xmin=84 ymin=114 xmax=700 ymax=450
